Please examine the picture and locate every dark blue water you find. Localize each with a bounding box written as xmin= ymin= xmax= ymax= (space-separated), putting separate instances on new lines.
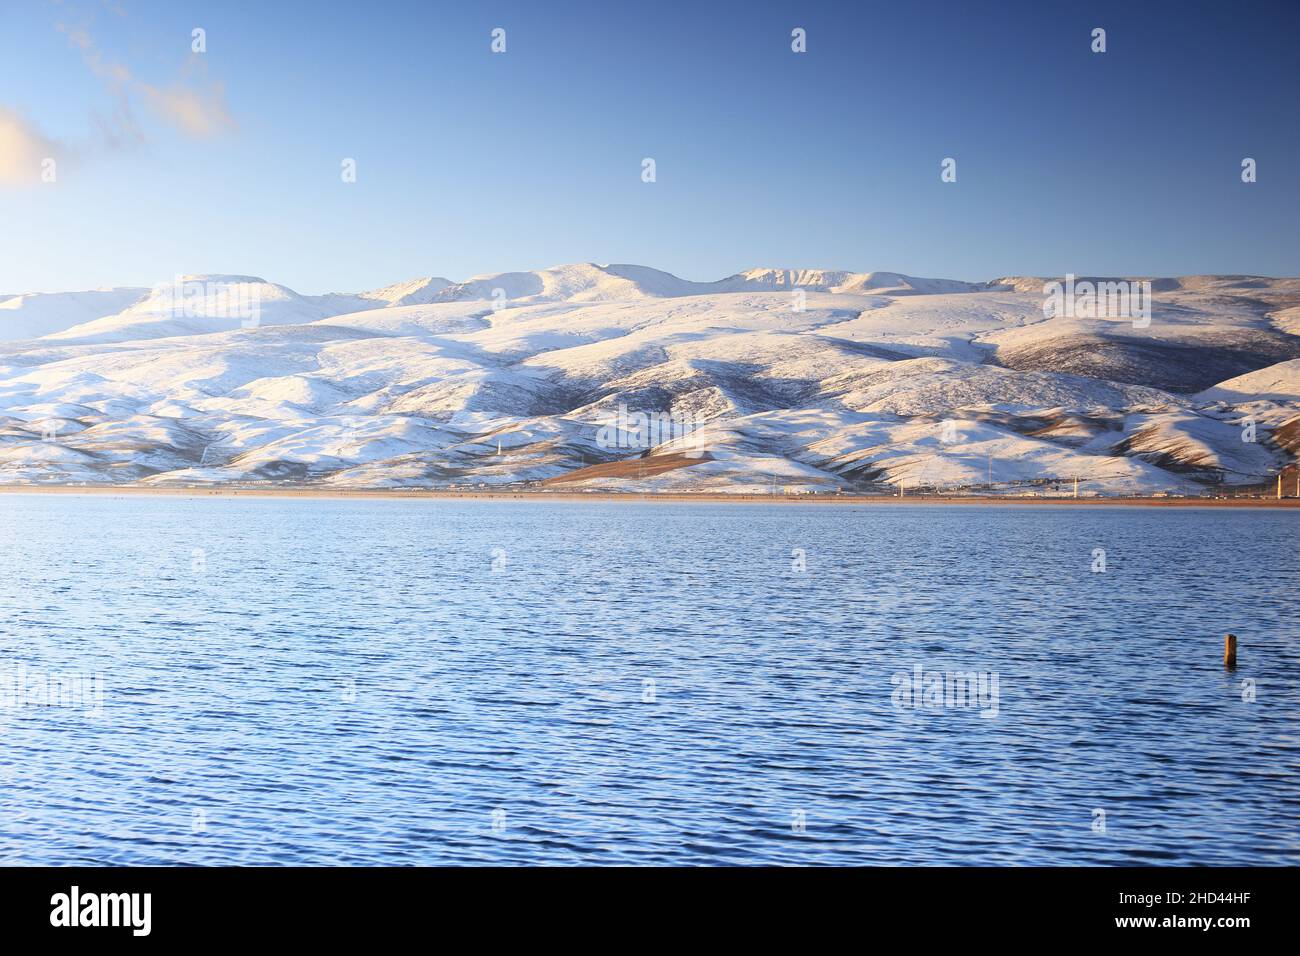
xmin=1 ymin=494 xmax=1296 ymax=864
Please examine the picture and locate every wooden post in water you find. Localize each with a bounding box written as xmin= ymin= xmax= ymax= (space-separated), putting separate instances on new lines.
xmin=1224 ymin=633 xmax=1237 ymax=669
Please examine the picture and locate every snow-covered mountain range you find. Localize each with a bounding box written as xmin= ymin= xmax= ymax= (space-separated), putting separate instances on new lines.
xmin=2 ymin=263 xmax=1297 ymax=494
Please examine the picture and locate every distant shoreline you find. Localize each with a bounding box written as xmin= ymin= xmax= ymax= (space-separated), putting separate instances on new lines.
xmin=1 ymin=484 xmax=1297 ymax=508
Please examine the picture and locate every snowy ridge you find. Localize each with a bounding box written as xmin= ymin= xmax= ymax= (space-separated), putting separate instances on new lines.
xmin=1 ymin=264 xmax=1296 ymax=494
xmin=0 ymin=288 xmax=151 ymax=341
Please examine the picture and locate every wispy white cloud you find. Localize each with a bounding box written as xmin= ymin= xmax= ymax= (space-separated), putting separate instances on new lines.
xmin=2 ymin=6 xmax=235 ymax=187
xmin=55 ymin=5 xmax=237 ymax=144
xmin=141 ymin=73 xmax=236 ymax=139
xmin=0 ymin=107 xmax=63 ymax=186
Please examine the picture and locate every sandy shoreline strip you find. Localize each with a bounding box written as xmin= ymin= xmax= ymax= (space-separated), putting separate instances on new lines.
xmin=1 ymin=483 xmax=1297 ymax=508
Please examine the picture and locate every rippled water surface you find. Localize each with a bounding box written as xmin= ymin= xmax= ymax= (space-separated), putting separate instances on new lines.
xmin=1 ymin=494 xmax=1297 ymax=865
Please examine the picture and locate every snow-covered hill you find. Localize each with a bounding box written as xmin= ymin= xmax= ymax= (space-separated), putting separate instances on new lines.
xmin=42 ymin=276 xmax=346 ymax=344
xmin=0 ymin=288 xmax=151 ymax=341
xmin=1 ymin=264 xmax=1296 ymax=494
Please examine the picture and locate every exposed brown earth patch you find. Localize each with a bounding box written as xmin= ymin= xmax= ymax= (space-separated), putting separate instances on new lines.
xmin=539 ymin=452 xmax=713 ymax=485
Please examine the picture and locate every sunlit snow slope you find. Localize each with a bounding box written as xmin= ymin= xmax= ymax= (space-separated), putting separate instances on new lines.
xmin=1 ymin=264 xmax=1296 ymax=494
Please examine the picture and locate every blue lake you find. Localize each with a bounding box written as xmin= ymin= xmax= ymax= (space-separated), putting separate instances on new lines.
xmin=1 ymin=494 xmax=1297 ymax=865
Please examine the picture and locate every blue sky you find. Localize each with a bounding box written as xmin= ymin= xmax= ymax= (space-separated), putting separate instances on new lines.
xmin=2 ymin=0 xmax=1297 ymax=293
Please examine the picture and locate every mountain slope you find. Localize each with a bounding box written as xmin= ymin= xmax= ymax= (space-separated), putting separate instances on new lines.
xmin=0 ymin=288 xmax=151 ymax=341
xmin=1 ymin=265 xmax=1295 ymax=494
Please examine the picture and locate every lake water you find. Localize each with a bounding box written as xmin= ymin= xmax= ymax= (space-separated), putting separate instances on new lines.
xmin=1 ymin=494 xmax=1296 ymax=865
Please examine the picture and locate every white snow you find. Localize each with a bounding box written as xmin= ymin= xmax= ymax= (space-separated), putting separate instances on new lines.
xmin=0 ymin=288 xmax=151 ymax=341
xmin=1 ymin=263 xmax=1296 ymax=492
